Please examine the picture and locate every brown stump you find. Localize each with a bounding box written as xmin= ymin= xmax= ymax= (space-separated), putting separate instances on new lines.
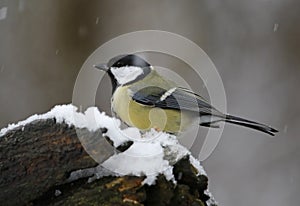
xmin=0 ymin=119 xmax=216 ymax=206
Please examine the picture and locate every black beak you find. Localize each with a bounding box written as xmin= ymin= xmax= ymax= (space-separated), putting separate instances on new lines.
xmin=93 ymin=63 xmax=109 ymax=72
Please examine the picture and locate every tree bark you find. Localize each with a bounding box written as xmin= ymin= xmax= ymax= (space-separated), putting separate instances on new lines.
xmin=0 ymin=119 xmax=216 ymax=206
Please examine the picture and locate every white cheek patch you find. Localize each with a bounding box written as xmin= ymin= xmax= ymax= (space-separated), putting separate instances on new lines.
xmin=111 ymin=66 xmax=144 ymax=85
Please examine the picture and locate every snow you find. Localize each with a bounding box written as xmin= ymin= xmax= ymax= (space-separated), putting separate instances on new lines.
xmin=54 ymin=189 xmax=62 ymax=197
xmin=0 ymin=7 xmax=7 ymax=21
xmin=95 ymin=17 xmax=100 ymax=24
xmin=0 ymin=105 xmax=73 ymax=137
xmin=101 ymin=136 xmax=175 ymax=185
xmin=190 ymin=155 xmax=207 ymax=176
xmin=0 ymin=104 xmax=127 ymax=147
xmin=0 ymin=104 xmax=214 ymax=202
xmin=273 ymin=23 xmax=279 ymax=32
xmin=205 ymin=190 xmax=218 ymax=206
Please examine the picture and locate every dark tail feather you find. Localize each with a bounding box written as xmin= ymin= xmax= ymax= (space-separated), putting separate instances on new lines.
xmin=225 ymin=115 xmax=278 ymax=136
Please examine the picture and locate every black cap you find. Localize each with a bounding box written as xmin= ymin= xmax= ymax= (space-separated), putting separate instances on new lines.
xmin=108 ymin=54 xmax=150 ymax=68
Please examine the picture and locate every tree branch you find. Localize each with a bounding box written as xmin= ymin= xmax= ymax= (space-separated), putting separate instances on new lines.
xmin=0 ymin=116 xmax=216 ymax=206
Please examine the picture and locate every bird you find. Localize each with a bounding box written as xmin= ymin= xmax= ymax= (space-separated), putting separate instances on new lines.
xmin=94 ymin=54 xmax=278 ymax=136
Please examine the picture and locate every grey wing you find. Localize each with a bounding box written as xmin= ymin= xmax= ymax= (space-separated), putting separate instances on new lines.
xmin=130 ymin=81 xmax=278 ymax=135
xmin=130 ymin=86 xmax=224 ymax=117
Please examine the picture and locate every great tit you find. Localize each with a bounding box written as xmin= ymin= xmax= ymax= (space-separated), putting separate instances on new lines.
xmin=94 ymin=54 xmax=278 ymax=136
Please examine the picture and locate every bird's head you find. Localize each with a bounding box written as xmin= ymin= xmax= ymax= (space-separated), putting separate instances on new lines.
xmin=94 ymin=54 xmax=152 ymax=90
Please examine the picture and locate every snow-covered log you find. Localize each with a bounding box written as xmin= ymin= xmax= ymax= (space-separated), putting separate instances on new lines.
xmin=0 ymin=105 xmax=217 ymax=206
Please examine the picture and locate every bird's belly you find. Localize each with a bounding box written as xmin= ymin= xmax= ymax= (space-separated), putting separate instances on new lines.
xmin=112 ymin=87 xmax=193 ymax=133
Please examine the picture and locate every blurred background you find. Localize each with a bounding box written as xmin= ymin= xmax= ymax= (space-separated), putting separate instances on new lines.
xmin=0 ymin=0 xmax=299 ymax=205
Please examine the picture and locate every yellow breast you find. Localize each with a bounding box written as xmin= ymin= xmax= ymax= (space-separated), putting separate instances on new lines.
xmin=112 ymin=86 xmax=193 ymax=133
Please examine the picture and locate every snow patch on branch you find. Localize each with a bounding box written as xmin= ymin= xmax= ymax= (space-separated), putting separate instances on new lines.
xmin=0 ymin=104 xmax=214 ymax=204
xmin=0 ymin=104 xmax=125 ymax=147
xmin=0 ymin=104 xmax=78 ymax=137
